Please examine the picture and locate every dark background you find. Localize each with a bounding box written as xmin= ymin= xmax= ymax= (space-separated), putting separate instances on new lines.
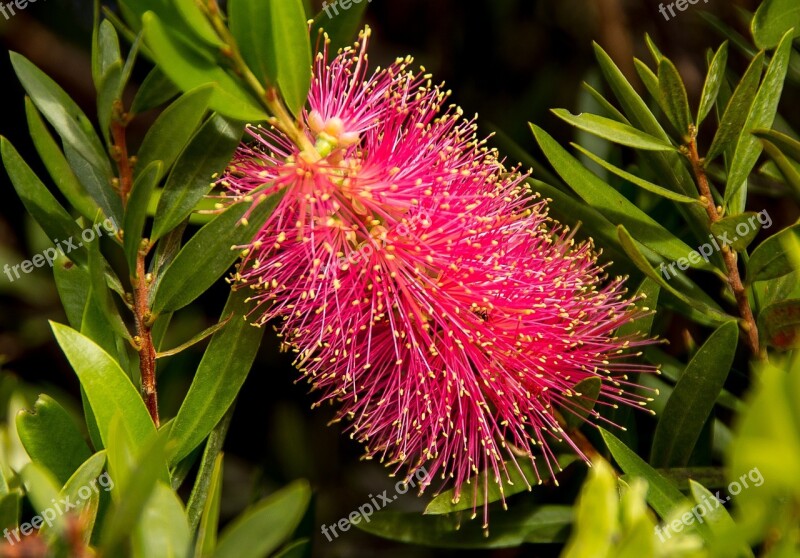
xmin=0 ymin=1 xmax=769 ymax=556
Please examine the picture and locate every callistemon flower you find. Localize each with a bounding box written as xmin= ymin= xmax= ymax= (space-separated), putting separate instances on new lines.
xmin=222 ymin=27 xmax=656 ymax=525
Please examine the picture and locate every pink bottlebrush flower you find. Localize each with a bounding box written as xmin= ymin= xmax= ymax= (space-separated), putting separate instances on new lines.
xmin=222 ymin=27 xmax=656 ymax=525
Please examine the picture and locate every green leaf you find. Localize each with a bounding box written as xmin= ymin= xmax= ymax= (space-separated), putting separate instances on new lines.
xmin=724 ymin=31 xmax=794 ymax=214
xmin=600 ymin=429 xmax=687 ymax=520
xmin=19 ymin=463 xmax=61 ymax=517
xmin=53 ymin=256 xmax=90 ymax=330
xmin=310 ymin=0 xmax=370 ymax=52
xmin=551 ymin=109 xmax=676 ymax=151
xmin=16 ymin=394 xmax=92 ymax=486
xmin=650 ymin=321 xmax=738 ymax=467
xmin=1 ymin=137 xmax=87 ymax=266
xmin=658 ymin=58 xmax=692 ymax=136
xmin=267 ymin=0 xmax=312 ymax=117
xmin=758 ymin=299 xmax=800 ymax=349
xmin=571 ymin=144 xmax=702 ymax=204
xmin=728 ymin=358 xmax=800 ymax=501
xmin=760 ymin=141 xmax=800 ymax=197
xmin=95 ymin=19 xmax=122 ymax=87
xmin=193 ymin=454 xmax=224 ymax=557
xmin=97 ymin=61 xmax=122 ymax=147
xmin=9 ymin=52 xmax=111 ymax=180
xmin=156 ymin=315 xmax=232 ymax=359
xmin=151 ymin=192 xmax=281 ymax=313
xmin=633 ymin=59 xmax=670 ymax=127
xmin=531 ymin=125 xmax=713 ymax=272
xmin=593 ymin=43 xmax=670 ymax=144
xmin=747 ymin=223 xmax=800 ymax=283
xmin=688 ymin=480 xmax=753 ymax=556
xmin=25 ymin=98 xmax=100 ymax=221
xmin=213 ymin=480 xmax=311 ymax=558
xmin=0 ymin=491 xmax=22 ymax=531
xmin=697 ymin=41 xmax=729 ymax=126
xmin=752 ymin=0 xmax=800 ymax=49
xmin=40 ymin=451 xmax=109 ymax=541
xmin=64 ymin=143 xmax=122 ymax=223
xmin=124 ymin=161 xmax=161 ymax=270
xmin=561 ymin=459 xmax=618 ymax=558
xmin=229 ymin=0 xmax=277 ymax=87
xmin=580 ymin=82 xmax=629 ymax=124
xmin=710 ymin=212 xmax=762 ymax=252
xmin=142 ymin=12 xmax=267 ymax=122
xmin=131 ymin=67 xmax=181 ymax=114
xmin=706 ymin=51 xmax=765 ymax=164
xmin=616 ymin=225 xmax=732 ymax=325
xmin=132 ymin=483 xmax=191 ymax=558
xmin=174 ymin=0 xmax=223 ymax=47
xmin=424 ymin=454 xmax=577 ymax=516
xmin=356 ymin=503 xmax=573 ymax=548
xmin=168 ymin=290 xmax=264 ymax=465
xmin=594 ymin=41 xmax=709 ymax=241
xmin=752 ymin=128 xmax=800 ymax=162
xmin=100 ymin=430 xmax=169 ymax=556
xmin=151 ymin=115 xmax=243 ymax=242
xmin=135 ymin=85 xmax=213 ymax=183
xmin=50 ymin=323 xmax=156 ymax=451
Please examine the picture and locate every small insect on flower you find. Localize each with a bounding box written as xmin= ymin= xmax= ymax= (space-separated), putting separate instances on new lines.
xmin=222 ymin=27 xmax=657 ymax=526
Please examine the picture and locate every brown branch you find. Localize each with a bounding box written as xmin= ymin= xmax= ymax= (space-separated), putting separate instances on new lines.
xmin=111 ymin=114 xmax=159 ymax=426
xmin=686 ymin=129 xmax=760 ymax=357
xmin=111 ymin=111 xmax=134 ymax=207
xmin=134 ymin=253 xmax=159 ymax=426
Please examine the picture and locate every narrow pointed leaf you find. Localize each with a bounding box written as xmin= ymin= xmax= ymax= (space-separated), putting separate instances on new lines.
xmin=151 ymin=115 xmax=243 ymax=242
xmin=709 ymin=212 xmax=762 ymax=252
xmin=213 ymin=480 xmax=311 ymax=558
xmin=724 ymin=31 xmax=794 ymax=213
xmin=135 ymin=85 xmax=213 ymax=182
xmin=168 ymin=290 xmax=264 ymax=465
xmin=658 ymin=58 xmax=692 ymax=136
xmin=616 ymin=225 xmax=732 ymax=325
xmin=697 ymin=42 xmax=729 ymax=125
xmin=123 ymin=161 xmax=161 ymax=270
xmin=651 ymin=321 xmax=738 ymax=467
xmin=25 ymin=98 xmax=99 ymax=221
xmin=706 ymin=51 xmax=764 ymax=163
xmin=571 ymin=144 xmax=702 ymax=204
xmin=1 ymin=137 xmax=87 ymax=266
xmin=9 ymin=52 xmax=110 ymax=177
xmin=532 ymin=125 xmax=712 ymax=272
xmin=152 ymin=192 xmax=281 ymax=314
xmin=551 ymin=109 xmax=675 ymax=151
xmin=746 ymin=223 xmax=800 ymax=283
